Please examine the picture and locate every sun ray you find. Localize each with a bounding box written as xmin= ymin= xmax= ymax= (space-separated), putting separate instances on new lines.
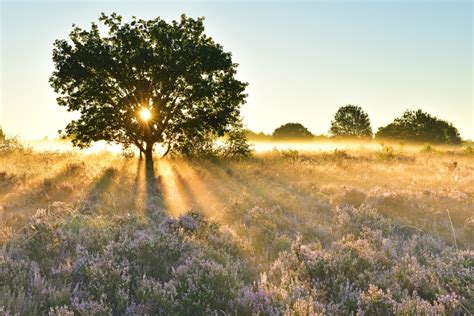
xmin=170 ymin=159 xmax=228 ymax=223
xmin=133 ymin=159 xmax=147 ymax=217
xmin=157 ymin=159 xmax=192 ymax=217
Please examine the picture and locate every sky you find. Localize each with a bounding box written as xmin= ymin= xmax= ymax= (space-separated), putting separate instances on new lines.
xmin=1 ymin=0 xmax=473 ymax=140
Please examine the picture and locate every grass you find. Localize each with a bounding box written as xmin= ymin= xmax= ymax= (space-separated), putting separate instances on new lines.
xmin=1 ymin=143 xmax=473 ymax=314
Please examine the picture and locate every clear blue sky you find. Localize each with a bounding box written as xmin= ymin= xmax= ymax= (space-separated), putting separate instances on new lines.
xmin=1 ymin=0 xmax=472 ymax=140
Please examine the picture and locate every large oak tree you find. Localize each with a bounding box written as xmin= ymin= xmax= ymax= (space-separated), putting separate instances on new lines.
xmin=50 ymin=13 xmax=247 ymax=162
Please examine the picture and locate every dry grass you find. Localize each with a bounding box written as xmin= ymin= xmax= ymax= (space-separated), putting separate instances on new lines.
xmin=1 ymin=144 xmax=472 ymax=250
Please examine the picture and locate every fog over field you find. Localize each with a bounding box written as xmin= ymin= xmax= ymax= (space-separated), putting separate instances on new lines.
xmin=24 ymin=138 xmax=466 ymax=155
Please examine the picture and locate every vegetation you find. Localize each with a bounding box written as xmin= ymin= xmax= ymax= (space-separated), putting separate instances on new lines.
xmin=0 ymin=128 xmax=22 ymax=153
xmin=273 ymin=123 xmax=313 ymax=139
xmin=245 ymin=130 xmax=273 ymax=141
xmin=376 ymin=109 xmax=461 ymax=145
xmin=378 ymin=143 xmax=396 ymax=160
xmin=1 ymin=144 xmax=473 ymax=314
xmin=221 ymin=122 xmax=253 ymax=159
xmin=330 ymin=105 xmax=372 ymax=138
xmin=246 ymin=129 xmax=330 ymax=142
xmin=246 ymin=107 xmax=465 ymax=145
xmin=50 ymin=13 xmax=248 ymax=162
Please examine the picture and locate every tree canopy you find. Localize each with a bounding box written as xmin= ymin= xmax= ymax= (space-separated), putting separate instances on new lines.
xmin=376 ymin=109 xmax=461 ymax=144
xmin=273 ymin=123 xmax=313 ymax=139
xmin=329 ymin=105 xmax=372 ymax=138
xmin=50 ymin=13 xmax=248 ymax=161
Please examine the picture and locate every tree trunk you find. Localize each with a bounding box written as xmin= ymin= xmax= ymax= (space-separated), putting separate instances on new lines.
xmin=144 ymin=142 xmax=154 ymax=164
xmin=144 ymin=143 xmax=157 ymax=197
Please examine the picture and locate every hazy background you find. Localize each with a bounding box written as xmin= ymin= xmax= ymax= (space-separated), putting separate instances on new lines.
xmin=1 ymin=0 xmax=472 ymax=140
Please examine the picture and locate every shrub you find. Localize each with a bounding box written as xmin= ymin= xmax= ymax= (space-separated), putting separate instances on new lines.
xmin=280 ymin=149 xmax=300 ymax=161
xmin=220 ymin=122 xmax=253 ymax=160
xmin=333 ymin=148 xmax=352 ymax=159
xmin=420 ymin=144 xmax=435 ymax=153
xmin=378 ymin=144 xmax=395 ymax=160
xmin=463 ymin=145 xmax=474 ymax=155
xmin=169 ymin=256 xmax=241 ymax=314
xmin=0 ymin=128 xmax=22 ymax=153
xmin=357 ymin=284 xmax=394 ymax=314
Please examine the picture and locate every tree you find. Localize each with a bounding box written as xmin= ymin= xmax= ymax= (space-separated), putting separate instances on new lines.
xmin=50 ymin=13 xmax=248 ymax=163
xmin=245 ymin=130 xmax=272 ymax=141
xmin=221 ymin=121 xmax=253 ymax=159
xmin=273 ymin=123 xmax=313 ymax=139
xmin=376 ymin=109 xmax=461 ymax=144
xmin=0 ymin=128 xmax=5 ymax=143
xmin=329 ymin=105 xmax=372 ymax=138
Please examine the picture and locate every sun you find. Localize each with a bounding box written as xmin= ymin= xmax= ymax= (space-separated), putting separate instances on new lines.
xmin=139 ymin=108 xmax=152 ymax=122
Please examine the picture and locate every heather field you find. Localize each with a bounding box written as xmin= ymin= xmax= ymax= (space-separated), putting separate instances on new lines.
xmin=1 ymin=144 xmax=473 ymax=314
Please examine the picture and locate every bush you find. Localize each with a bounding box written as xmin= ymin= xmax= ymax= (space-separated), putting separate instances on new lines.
xmin=0 ymin=128 xmax=22 ymax=153
xmin=378 ymin=144 xmax=395 ymax=160
xmin=463 ymin=145 xmax=474 ymax=155
xmin=171 ymin=131 xmax=220 ymax=159
xmin=220 ymin=123 xmax=253 ymax=160
xmin=420 ymin=144 xmax=435 ymax=153
xmin=171 ymin=123 xmax=253 ymax=160
xmin=169 ymin=256 xmax=241 ymax=314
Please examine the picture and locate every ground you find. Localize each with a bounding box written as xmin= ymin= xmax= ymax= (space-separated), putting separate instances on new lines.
xmin=1 ymin=143 xmax=473 ymax=314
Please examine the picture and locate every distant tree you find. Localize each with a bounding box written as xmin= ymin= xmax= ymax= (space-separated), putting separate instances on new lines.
xmin=313 ymin=134 xmax=331 ymax=141
xmin=0 ymin=128 xmax=5 ymax=143
xmin=273 ymin=123 xmax=313 ymax=139
xmin=330 ymin=105 xmax=372 ymax=138
xmin=50 ymin=13 xmax=247 ymax=163
xmin=376 ymin=109 xmax=461 ymax=144
xmin=246 ymin=130 xmax=272 ymax=141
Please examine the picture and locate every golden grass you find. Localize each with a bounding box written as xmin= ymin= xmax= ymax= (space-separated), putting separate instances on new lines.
xmin=1 ymin=144 xmax=473 ymax=250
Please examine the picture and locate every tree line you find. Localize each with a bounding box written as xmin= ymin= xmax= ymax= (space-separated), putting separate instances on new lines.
xmin=252 ymin=105 xmax=462 ymax=145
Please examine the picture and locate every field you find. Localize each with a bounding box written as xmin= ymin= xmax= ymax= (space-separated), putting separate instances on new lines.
xmin=1 ymin=143 xmax=473 ymax=314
